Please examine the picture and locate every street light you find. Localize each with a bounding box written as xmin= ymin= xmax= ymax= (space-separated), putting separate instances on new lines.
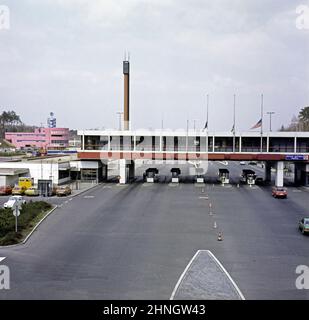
xmin=267 ymin=111 xmax=275 ymax=132
xmin=116 ymin=112 xmax=123 ymax=131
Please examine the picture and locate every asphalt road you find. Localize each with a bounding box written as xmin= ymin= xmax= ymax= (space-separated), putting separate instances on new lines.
xmin=0 ymin=161 xmax=308 ymax=300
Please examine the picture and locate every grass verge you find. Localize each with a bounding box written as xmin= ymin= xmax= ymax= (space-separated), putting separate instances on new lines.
xmin=0 ymin=201 xmax=53 ymax=246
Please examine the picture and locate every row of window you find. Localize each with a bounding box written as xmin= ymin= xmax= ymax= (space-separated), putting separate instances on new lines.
xmin=51 ymin=140 xmax=69 ymax=144
xmin=17 ymin=140 xmax=46 ymax=142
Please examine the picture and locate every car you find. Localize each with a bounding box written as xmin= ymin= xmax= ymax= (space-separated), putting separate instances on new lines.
xmin=24 ymin=187 xmax=39 ymax=196
xmin=239 ymin=161 xmax=246 ymax=165
xmin=248 ymin=161 xmax=257 ymax=165
xmin=56 ymin=186 xmax=72 ymax=197
xmin=272 ymin=186 xmax=288 ymax=198
xmin=299 ymin=218 xmax=309 ymax=235
xmin=0 ymin=185 xmax=12 ymax=195
xmin=12 ymin=186 xmax=26 ymax=195
xmin=3 ymin=195 xmax=26 ymax=209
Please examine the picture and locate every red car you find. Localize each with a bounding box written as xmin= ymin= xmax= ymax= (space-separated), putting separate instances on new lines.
xmin=0 ymin=185 xmax=12 ymax=195
xmin=272 ymin=187 xmax=287 ymax=198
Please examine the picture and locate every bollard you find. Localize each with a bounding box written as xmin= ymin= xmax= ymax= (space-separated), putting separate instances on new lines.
xmin=209 ymin=203 xmax=213 ymax=215
xmin=237 ymin=184 xmax=240 ymax=188
xmin=217 ymin=232 xmax=223 ymax=241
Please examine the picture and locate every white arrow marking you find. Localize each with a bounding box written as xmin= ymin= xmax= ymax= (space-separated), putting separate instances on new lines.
xmin=0 ymin=257 xmax=6 ymax=263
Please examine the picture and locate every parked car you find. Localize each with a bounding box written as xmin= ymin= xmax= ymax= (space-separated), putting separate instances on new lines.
xmin=272 ymin=186 xmax=288 ymax=198
xmin=3 ymin=195 xmax=26 ymax=209
xmin=12 ymin=186 xmax=26 ymax=195
xmin=239 ymin=161 xmax=246 ymax=165
xmin=299 ymin=218 xmax=309 ymax=235
xmin=0 ymin=185 xmax=12 ymax=195
xmin=24 ymin=187 xmax=39 ymax=196
xmin=56 ymin=186 xmax=72 ymax=197
xmin=248 ymin=161 xmax=257 ymax=165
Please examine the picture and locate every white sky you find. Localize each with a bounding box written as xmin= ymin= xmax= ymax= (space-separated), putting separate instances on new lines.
xmin=0 ymin=0 xmax=308 ymax=131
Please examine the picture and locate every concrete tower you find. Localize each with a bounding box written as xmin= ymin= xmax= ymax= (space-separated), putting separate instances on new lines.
xmin=123 ymin=57 xmax=130 ymax=130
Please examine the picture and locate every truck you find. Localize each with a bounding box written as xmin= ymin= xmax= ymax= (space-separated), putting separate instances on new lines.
xmin=18 ymin=177 xmax=34 ymax=190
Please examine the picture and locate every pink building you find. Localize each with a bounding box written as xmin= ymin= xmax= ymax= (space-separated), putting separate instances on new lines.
xmin=5 ymin=127 xmax=69 ymax=150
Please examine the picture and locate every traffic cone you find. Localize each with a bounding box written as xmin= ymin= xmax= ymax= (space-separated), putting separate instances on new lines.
xmin=217 ymin=232 xmax=223 ymax=241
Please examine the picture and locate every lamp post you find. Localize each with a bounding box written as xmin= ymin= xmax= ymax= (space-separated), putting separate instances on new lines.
xmin=267 ymin=111 xmax=275 ymax=132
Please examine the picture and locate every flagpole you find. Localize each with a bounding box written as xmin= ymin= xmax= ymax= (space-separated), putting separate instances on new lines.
xmin=206 ymin=93 xmax=209 ymax=153
xmin=206 ymin=94 xmax=209 ymax=132
xmin=233 ymin=94 xmax=236 ymax=153
xmin=260 ymin=93 xmax=264 ymax=153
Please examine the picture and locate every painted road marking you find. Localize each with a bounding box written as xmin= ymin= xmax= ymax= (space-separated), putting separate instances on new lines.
xmin=170 ymin=251 xmax=200 ymax=300
xmin=170 ymin=250 xmax=245 ymax=300
xmin=207 ymin=250 xmax=245 ymax=300
xmin=0 ymin=257 xmax=6 ymax=262
xmin=84 ymin=195 xmax=95 ymax=199
xmin=199 ymin=196 xmax=209 ymax=199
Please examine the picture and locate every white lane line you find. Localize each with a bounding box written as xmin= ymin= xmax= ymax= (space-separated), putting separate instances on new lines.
xmin=207 ymin=250 xmax=245 ymax=300
xmin=199 ymin=196 xmax=209 ymax=199
xmin=170 ymin=250 xmax=245 ymax=300
xmin=84 ymin=195 xmax=95 ymax=199
xmin=170 ymin=251 xmax=200 ymax=300
xmin=0 ymin=257 xmax=6 ymax=262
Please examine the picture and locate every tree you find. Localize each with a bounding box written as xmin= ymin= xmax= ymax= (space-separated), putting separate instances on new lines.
xmin=0 ymin=110 xmax=22 ymax=138
xmin=299 ymin=106 xmax=309 ymax=122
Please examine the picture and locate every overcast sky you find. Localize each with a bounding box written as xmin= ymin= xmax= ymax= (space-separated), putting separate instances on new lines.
xmin=0 ymin=0 xmax=308 ymax=131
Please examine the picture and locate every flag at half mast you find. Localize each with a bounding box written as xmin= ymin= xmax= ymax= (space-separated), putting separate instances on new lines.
xmin=250 ymin=119 xmax=262 ymax=130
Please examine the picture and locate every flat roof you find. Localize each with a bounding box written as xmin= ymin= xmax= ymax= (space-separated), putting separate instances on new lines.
xmin=78 ymin=129 xmax=309 ymax=138
xmin=25 ymin=155 xmax=77 ymax=164
xmin=0 ymin=168 xmax=29 ymax=176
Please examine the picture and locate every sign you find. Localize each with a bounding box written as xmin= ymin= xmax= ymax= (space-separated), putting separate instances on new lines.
xmin=12 ymin=201 xmax=21 ymax=217
xmin=285 ymin=155 xmax=308 ymax=161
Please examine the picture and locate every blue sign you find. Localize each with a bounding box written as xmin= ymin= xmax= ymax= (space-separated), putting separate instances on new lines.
xmin=285 ymin=155 xmax=308 ymax=161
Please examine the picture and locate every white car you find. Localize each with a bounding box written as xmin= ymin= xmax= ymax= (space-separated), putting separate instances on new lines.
xmin=240 ymin=161 xmax=246 ymax=165
xmin=3 ymin=196 xmax=26 ymax=209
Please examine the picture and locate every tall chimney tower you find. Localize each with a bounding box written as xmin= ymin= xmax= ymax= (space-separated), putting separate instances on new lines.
xmin=123 ymin=56 xmax=130 ymax=130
